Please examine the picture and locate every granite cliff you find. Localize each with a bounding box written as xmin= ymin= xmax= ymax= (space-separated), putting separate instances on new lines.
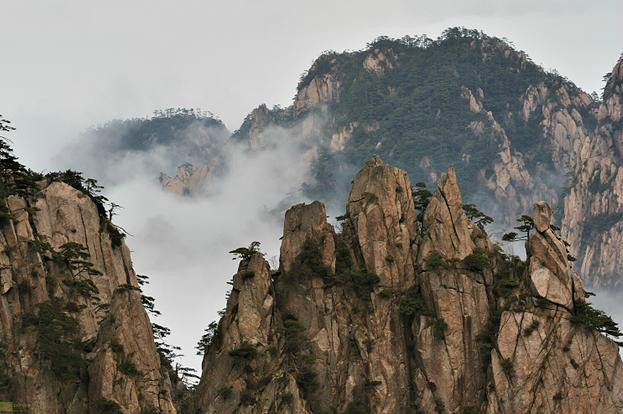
xmin=194 ymin=157 xmax=623 ymax=413
xmin=0 ymin=128 xmax=181 ymax=413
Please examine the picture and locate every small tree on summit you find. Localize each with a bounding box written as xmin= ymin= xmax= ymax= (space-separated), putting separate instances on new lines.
xmin=502 ymin=215 xmax=534 ymax=242
xmin=229 ymin=241 xmax=263 ymax=261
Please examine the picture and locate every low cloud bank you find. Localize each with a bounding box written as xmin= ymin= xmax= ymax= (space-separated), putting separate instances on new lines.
xmin=55 ymin=112 xmax=342 ymax=372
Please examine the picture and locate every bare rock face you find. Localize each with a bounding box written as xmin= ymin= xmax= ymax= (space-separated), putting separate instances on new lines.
xmin=419 ymin=166 xmax=474 ymax=261
xmin=0 ymin=181 xmax=176 ymax=413
xmin=560 ymin=55 xmax=623 ymax=288
xmin=347 ymin=155 xmax=418 ymax=287
xmin=160 ymin=161 xmax=219 ymax=196
xmin=489 ymin=202 xmax=622 ymax=413
xmin=528 ymin=202 xmax=575 ymax=308
xmin=195 ymin=157 xmax=623 ymax=413
xmin=280 ymin=201 xmax=335 ymax=273
xmin=293 ymin=73 xmax=340 ymax=114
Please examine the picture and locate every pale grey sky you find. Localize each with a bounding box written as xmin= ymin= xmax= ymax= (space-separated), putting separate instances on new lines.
xmin=2 ymin=0 xmax=622 ymax=169
xmin=1 ymin=0 xmax=621 ymax=372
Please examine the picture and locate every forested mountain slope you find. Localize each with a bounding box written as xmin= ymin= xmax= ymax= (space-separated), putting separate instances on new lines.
xmin=233 ymin=28 xmax=623 ymax=288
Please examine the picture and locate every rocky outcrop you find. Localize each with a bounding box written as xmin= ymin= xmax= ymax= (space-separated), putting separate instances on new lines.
xmin=195 ymin=157 xmax=623 ymax=413
xmin=488 ymin=202 xmax=622 ymax=414
xmin=160 ymin=161 xmax=219 ymax=196
xmin=0 ymin=180 xmax=176 ymax=413
xmin=363 ymin=49 xmax=397 ymax=75
xmin=293 ymin=73 xmax=340 ymax=114
xmin=419 ymin=166 xmax=474 ymax=260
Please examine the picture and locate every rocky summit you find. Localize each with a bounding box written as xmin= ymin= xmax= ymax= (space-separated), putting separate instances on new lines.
xmin=0 ymin=180 xmax=177 ymax=413
xmin=194 ymin=157 xmax=623 ymax=413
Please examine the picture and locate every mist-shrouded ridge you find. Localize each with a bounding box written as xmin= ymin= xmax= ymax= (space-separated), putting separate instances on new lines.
xmin=54 ymin=109 xmax=353 ymax=372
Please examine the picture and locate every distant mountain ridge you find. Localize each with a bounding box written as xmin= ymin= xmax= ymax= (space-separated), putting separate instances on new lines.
xmin=84 ymin=28 xmax=623 ymax=288
xmin=230 ymin=28 xmax=623 ymax=289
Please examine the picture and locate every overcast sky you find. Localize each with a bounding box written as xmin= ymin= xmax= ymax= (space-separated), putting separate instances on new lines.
xmin=3 ymin=0 xmax=622 ymax=169
xmin=1 ymin=1 xmax=622 ymax=372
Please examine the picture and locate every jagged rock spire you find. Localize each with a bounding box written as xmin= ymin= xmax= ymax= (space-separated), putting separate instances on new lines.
xmin=195 ymin=158 xmax=623 ymax=414
xmin=419 ymin=166 xmax=474 ymax=261
xmin=527 ymin=201 xmax=579 ymax=308
xmin=346 ymin=155 xmax=417 ymax=287
xmin=279 ymin=201 xmax=335 ymax=274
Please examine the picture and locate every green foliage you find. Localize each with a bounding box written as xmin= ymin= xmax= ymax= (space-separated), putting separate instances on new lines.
xmin=588 ymin=173 xmax=611 ymax=194
xmin=500 ymin=358 xmax=514 ymax=378
xmin=95 ymin=398 xmax=123 ymax=414
xmin=334 ymin=269 xmax=380 ymax=301
xmin=152 ymin=323 xmax=182 ymax=371
xmin=345 ymin=401 xmax=369 ymax=414
xmin=297 ymin=51 xmax=339 ymax=91
xmin=476 ymin=307 xmax=502 ymax=361
xmin=229 ymin=343 xmax=258 ymax=363
xmin=241 ymin=270 xmax=255 ymax=280
xmin=334 ymin=233 xmax=353 ymax=275
xmin=295 ymin=29 xmax=571 ymax=207
xmin=217 ymin=385 xmax=233 ymax=400
xmin=425 ymin=251 xmax=445 ymax=270
xmin=0 ymin=341 xmax=11 ymax=393
xmin=110 ymin=339 xmax=124 ymax=354
xmin=140 ymin=293 xmax=161 ymax=316
xmin=378 ymin=288 xmax=393 ymax=299
xmin=283 ymin=316 xmax=307 ymax=354
xmin=413 ymin=182 xmax=432 ymax=223
xmin=118 ymin=358 xmax=140 ymax=377
xmin=114 ymin=284 xmax=140 ymax=294
xmin=54 ymin=242 xmax=102 ymax=277
xmin=362 ymin=191 xmax=378 ymax=204
xmin=229 ymin=241 xmax=262 ymax=261
xmin=434 ymin=396 xmax=445 ymax=413
xmin=288 ymin=238 xmax=330 ymax=279
xmin=0 ymin=116 xmax=45 ymax=216
xmin=240 ymin=389 xmax=256 ymax=406
xmin=280 ymin=392 xmax=293 ymax=404
xmin=431 ymin=318 xmax=448 ymax=340
xmin=523 ymin=319 xmax=541 ymax=337
xmin=462 ymin=249 xmax=490 ymax=271
xmin=196 ymin=321 xmax=218 ymax=355
xmin=399 ymin=293 xmax=426 ymax=319
xmin=107 ymin=222 xmax=125 ymax=249
xmin=570 ymin=300 xmax=623 ymax=342
xmin=503 ymin=215 xmax=534 ymax=242
xmin=462 ymin=203 xmax=494 ymax=227
xmin=296 ymin=365 xmax=317 ymax=393
xmin=62 ymin=279 xmax=99 ymax=300
xmin=22 ymin=298 xmax=85 ymax=381
xmin=279 ymin=314 xmax=317 ymax=396
xmin=45 ymin=170 xmax=109 ymax=217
